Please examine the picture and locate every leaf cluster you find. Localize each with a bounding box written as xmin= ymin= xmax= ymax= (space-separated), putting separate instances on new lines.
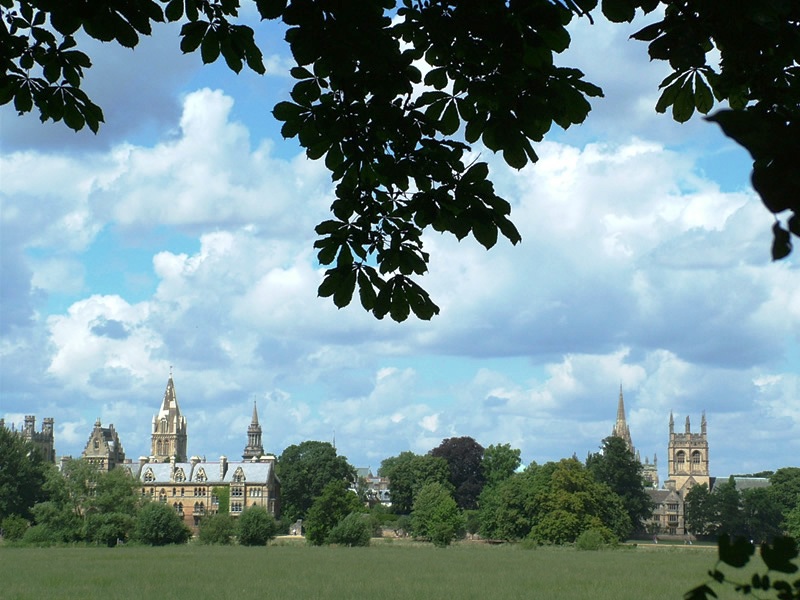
xmin=686 ymin=535 xmax=800 ymax=600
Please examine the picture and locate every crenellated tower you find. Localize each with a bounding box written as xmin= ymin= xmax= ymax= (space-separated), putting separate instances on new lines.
xmin=667 ymin=411 xmax=709 ymax=493
xmin=151 ymin=371 xmax=188 ymax=462
xmin=242 ymin=401 xmax=265 ymax=460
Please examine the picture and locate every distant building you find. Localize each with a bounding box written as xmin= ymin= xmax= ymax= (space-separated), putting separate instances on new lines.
xmin=665 ymin=411 xmax=710 ymax=493
xmin=150 ymin=373 xmax=188 ymax=462
xmin=0 ymin=415 xmax=56 ymax=463
xmin=354 ymin=467 xmax=391 ymax=507
xmin=611 ymin=387 xmax=659 ymax=488
xmin=81 ymin=418 xmax=126 ymax=471
xmin=115 ymin=375 xmax=280 ymax=528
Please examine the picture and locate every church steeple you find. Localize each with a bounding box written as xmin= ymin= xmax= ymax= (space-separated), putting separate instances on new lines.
xmin=242 ymin=401 xmax=264 ymax=460
xmin=611 ymin=385 xmax=633 ymax=452
xmin=151 ymin=370 xmax=188 ymax=462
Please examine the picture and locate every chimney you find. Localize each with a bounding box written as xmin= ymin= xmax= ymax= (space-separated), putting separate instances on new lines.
xmin=220 ymin=456 xmax=228 ymax=479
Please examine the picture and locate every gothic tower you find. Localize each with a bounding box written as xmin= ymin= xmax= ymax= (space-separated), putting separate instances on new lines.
xmin=242 ymin=401 xmax=264 ymax=460
xmin=610 ymin=387 xmax=659 ymax=488
xmin=611 ymin=385 xmax=633 ymax=451
xmin=151 ymin=372 xmax=188 ymax=462
xmin=667 ymin=411 xmax=709 ymax=493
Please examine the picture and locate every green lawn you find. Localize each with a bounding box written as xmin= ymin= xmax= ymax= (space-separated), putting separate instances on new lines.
xmin=0 ymin=539 xmax=733 ymax=600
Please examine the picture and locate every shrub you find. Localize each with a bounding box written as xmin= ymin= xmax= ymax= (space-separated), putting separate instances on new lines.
xmin=1 ymin=515 xmax=29 ymax=541
xmin=411 ymin=482 xmax=465 ymax=547
xmin=237 ymin=506 xmax=278 ymax=546
xmin=133 ymin=502 xmax=190 ymax=546
xmin=199 ymin=513 xmax=235 ymax=545
xmin=326 ymin=513 xmax=371 ymax=547
xmin=575 ymin=528 xmax=614 ymax=551
xmin=21 ymin=524 xmax=59 ymax=547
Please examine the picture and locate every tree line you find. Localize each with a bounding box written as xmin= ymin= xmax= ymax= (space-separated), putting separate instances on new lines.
xmin=2 ymin=425 xmax=798 ymax=549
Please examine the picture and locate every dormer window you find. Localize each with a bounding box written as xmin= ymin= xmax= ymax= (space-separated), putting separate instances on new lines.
xmin=232 ymin=467 xmax=245 ymax=483
xmin=195 ymin=468 xmax=207 ymax=482
xmin=144 ymin=469 xmax=155 ymax=482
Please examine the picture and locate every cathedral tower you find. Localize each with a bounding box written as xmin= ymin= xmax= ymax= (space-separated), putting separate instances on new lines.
xmin=242 ymin=401 xmax=264 ymax=460
xmin=667 ymin=411 xmax=709 ymax=493
xmin=151 ymin=372 xmax=188 ymax=462
xmin=610 ymin=387 xmax=659 ymax=488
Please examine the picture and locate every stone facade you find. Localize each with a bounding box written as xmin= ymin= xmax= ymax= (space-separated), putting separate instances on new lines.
xmin=1 ymin=415 xmax=56 ymax=463
xmin=666 ymin=412 xmax=710 ymax=493
xmin=151 ymin=373 xmax=188 ymax=462
xmin=81 ymin=418 xmax=126 ymax=471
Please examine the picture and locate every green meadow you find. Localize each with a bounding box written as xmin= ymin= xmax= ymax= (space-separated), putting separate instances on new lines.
xmin=0 ymin=540 xmax=734 ymax=600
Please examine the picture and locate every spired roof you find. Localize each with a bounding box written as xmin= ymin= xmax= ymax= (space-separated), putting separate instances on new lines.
xmin=155 ymin=376 xmax=184 ymax=427
xmin=133 ymin=459 xmax=275 ymax=484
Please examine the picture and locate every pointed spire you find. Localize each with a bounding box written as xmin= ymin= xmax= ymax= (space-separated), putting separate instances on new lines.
xmin=669 ymin=411 xmax=674 ymax=434
xmin=685 ymin=415 xmax=691 ymax=433
xmin=611 ymin=386 xmax=634 ymax=453
xmin=701 ymin=411 xmax=707 ymax=435
xmin=251 ymin=400 xmax=259 ymax=426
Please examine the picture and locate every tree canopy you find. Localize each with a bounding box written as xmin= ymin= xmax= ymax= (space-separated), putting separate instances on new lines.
xmin=2 ymin=0 xmax=797 ymax=321
xmin=379 ymin=450 xmax=451 ymax=514
xmin=0 ymin=426 xmax=49 ymax=521
xmin=430 ymin=436 xmax=485 ymax=510
xmin=586 ymin=436 xmax=653 ymax=532
xmin=276 ymin=440 xmax=355 ymax=522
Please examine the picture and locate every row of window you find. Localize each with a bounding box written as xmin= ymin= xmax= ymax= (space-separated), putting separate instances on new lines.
xmin=142 ymin=467 xmax=252 ymax=483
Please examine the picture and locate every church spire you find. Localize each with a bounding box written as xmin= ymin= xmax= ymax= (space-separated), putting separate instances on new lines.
xmin=611 ymin=386 xmax=633 ymax=452
xmin=242 ymin=400 xmax=264 ymax=460
xmin=151 ymin=370 xmax=188 ymax=462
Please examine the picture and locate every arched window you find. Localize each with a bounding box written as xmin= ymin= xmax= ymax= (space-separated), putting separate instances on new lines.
xmin=175 ymin=468 xmax=186 ymax=482
xmin=233 ymin=467 xmax=245 ymax=483
xmin=675 ymin=451 xmax=686 ymax=471
xmin=195 ymin=468 xmax=207 ymax=482
xmin=691 ymin=451 xmax=702 ymax=470
xmin=144 ymin=469 xmax=155 ymax=482
xmin=157 ymin=440 xmax=163 ymax=454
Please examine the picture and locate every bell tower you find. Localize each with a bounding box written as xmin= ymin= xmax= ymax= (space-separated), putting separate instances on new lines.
xmin=151 ymin=369 xmax=188 ymax=462
xmin=242 ymin=401 xmax=265 ymax=460
xmin=667 ymin=411 xmax=709 ymax=493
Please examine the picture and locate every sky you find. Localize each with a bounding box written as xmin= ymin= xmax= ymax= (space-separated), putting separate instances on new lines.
xmin=1 ymin=10 xmax=798 ymax=484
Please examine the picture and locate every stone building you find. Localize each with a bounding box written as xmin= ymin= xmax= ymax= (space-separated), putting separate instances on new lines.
xmin=644 ymin=412 xmax=710 ymax=536
xmin=117 ymin=376 xmax=280 ymax=528
xmin=151 ymin=372 xmax=188 ymax=462
xmin=1 ymin=415 xmax=56 ymax=463
xmin=665 ymin=411 xmax=710 ymax=493
xmin=81 ymin=418 xmax=126 ymax=471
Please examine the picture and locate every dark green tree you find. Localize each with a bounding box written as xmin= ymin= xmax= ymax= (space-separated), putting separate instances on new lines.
xmin=277 ymin=441 xmax=355 ymax=522
xmin=0 ymin=426 xmax=50 ymax=521
xmin=586 ymin=436 xmax=654 ymax=532
xmin=379 ymin=451 xmax=450 ymax=514
xmin=84 ymin=466 xmax=141 ymax=545
xmin=685 ymin=483 xmax=716 ymax=537
xmin=481 ymin=443 xmax=522 ymax=488
xmin=741 ymin=487 xmax=783 ymax=544
xmin=236 ymin=505 xmax=278 ymax=546
xmin=411 ymin=481 xmax=464 ymax=547
xmin=714 ymin=477 xmax=746 ymax=539
xmin=304 ymin=479 xmax=364 ymax=546
xmin=133 ymin=502 xmax=191 ymax=546
xmin=3 ymin=0 xmax=796 ymax=323
xmin=198 ymin=512 xmax=235 ymax=545
xmin=430 ymin=436 xmax=485 ymax=510
xmin=769 ymin=468 xmax=800 ymax=524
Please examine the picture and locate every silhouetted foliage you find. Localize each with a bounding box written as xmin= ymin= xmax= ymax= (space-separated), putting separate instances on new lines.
xmin=430 ymin=436 xmax=485 ymax=510
xmin=3 ymin=0 xmax=796 ymax=321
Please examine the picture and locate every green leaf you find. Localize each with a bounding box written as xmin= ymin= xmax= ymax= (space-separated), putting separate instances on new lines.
xmin=255 ymin=0 xmax=287 ymax=19
xmin=718 ymin=535 xmax=755 ymax=568
xmin=761 ymin=536 xmax=798 ymax=572
xmin=601 ymin=0 xmax=636 ymax=23
xmin=200 ymin=29 xmax=220 ymax=64
xmin=693 ymin=74 xmax=714 ymax=114
xmin=357 ymin=270 xmax=378 ymax=311
xmin=180 ymin=21 xmax=209 ymax=53
xmin=332 ymin=268 xmax=356 ymax=308
xmin=165 ymin=0 xmax=184 ymax=21
xmin=317 ymin=270 xmax=340 ymax=298
xmin=472 ymin=217 xmax=498 ymax=250
xmin=63 ymin=100 xmax=85 ymax=130
xmin=389 ymin=280 xmax=410 ymax=322
xmin=439 ymin=100 xmax=459 ymax=135
xmin=272 ymin=101 xmax=304 ymax=121
xmin=684 ymin=584 xmax=717 ymax=600
xmin=424 ymin=66 xmax=448 ymax=90
xmin=672 ymin=79 xmax=695 ymax=123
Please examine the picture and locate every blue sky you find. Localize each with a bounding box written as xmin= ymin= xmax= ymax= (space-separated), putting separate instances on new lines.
xmin=1 ymin=12 xmax=798 ymax=483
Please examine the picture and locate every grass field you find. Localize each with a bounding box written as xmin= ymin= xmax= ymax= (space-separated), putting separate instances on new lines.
xmin=0 ymin=539 xmax=734 ymax=600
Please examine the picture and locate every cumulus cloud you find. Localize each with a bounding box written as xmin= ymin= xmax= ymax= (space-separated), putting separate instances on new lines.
xmin=1 ymin=55 xmax=797 ymax=483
